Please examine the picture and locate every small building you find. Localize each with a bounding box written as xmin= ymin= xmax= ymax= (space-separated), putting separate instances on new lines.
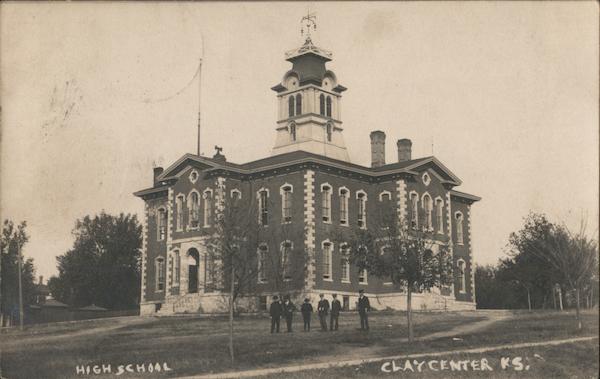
xmin=135 ymin=33 xmax=480 ymax=316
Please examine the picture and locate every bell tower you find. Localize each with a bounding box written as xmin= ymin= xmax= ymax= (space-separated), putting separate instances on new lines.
xmin=271 ymin=14 xmax=349 ymax=161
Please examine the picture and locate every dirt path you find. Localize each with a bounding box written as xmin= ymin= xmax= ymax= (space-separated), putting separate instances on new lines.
xmin=0 ymin=316 xmax=156 ymax=350
xmin=177 ymin=335 xmax=599 ymax=379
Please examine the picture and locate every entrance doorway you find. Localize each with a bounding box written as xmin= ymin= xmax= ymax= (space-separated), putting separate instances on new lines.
xmin=187 ymin=248 xmax=200 ymax=293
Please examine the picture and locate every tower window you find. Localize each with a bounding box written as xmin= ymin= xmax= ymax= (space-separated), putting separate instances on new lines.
xmin=319 ymin=94 xmax=325 ymax=116
xmin=423 ymin=194 xmax=433 ymax=230
xmin=326 ymin=96 xmax=332 ymax=117
xmin=326 ymin=123 xmax=332 ymax=142
xmin=289 ymin=123 xmax=296 ymax=141
xmin=455 ymin=212 xmax=464 ymax=245
xmin=288 ymin=96 xmax=295 ymax=118
xmin=295 ymin=94 xmax=302 ymax=115
xmin=203 ymin=190 xmax=213 ymax=227
xmin=157 ymin=208 xmax=167 ymax=241
xmin=189 ymin=191 xmax=200 ymax=228
xmin=175 ymin=196 xmax=184 ymax=231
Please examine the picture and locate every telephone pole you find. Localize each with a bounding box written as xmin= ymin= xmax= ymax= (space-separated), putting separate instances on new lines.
xmin=17 ymin=242 xmax=23 ymax=331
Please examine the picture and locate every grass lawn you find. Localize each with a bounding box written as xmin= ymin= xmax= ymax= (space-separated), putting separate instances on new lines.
xmin=0 ymin=310 xmax=597 ymax=379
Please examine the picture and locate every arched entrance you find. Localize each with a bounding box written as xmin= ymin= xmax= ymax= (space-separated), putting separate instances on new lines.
xmin=187 ymin=248 xmax=200 ymax=293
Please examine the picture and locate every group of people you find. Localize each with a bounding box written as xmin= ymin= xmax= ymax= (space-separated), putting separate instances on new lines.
xmin=269 ymin=289 xmax=371 ymax=333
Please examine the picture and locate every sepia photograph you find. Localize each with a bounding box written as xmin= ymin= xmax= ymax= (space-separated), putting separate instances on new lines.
xmin=0 ymin=2 xmax=598 ymax=378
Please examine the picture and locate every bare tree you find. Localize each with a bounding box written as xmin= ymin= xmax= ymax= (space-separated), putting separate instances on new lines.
xmin=344 ymin=205 xmax=453 ymax=341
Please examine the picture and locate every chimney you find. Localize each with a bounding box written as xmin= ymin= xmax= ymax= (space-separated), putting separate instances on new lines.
xmin=153 ymin=167 xmax=164 ymax=185
xmin=370 ymin=131 xmax=386 ymax=168
xmin=397 ymin=139 xmax=412 ymax=162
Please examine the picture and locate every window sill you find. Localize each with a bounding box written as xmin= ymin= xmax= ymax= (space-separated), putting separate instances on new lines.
xmin=341 ymin=280 xmax=351 ymax=284
xmin=323 ymin=277 xmax=333 ymax=282
xmin=258 ymin=280 xmax=267 ymax=284
xmin=339 ymin=222 xmax=349 ymax=227
xmin=322 ymin=220 xmax=332 ymax=224
xmin=358 ymin=282 xmax=368 ymax=285
xmin=383 ymin=282 xmax=393 ymax=286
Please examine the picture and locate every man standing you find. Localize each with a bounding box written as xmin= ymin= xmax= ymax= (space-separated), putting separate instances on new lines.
xmin=357 ymin=289 xmax=370 ymax=331
xmin=330 ymin=293 xmax=341 ymax=331
xmin=270 ymin=295 xmax=282 ymax=333
xmin=283 ymin=297 xmax=296 ymax=333
xmin=300 ymin=298 xmax=313 ymax=332
xmin=317 ymin=293 xmax=329 ymax=332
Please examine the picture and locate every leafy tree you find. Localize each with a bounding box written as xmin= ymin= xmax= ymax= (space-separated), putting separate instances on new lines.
xmin=345 ymin=206 xmax=453 ymax=341
xmin=49 ymin=212 xmax=141 ymax=310
xmin=0 ymin=220 xmax=35 ymax=326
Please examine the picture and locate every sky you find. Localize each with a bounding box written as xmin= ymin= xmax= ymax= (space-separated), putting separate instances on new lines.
xmin=1 ymin=2 xmax=598 ymax=281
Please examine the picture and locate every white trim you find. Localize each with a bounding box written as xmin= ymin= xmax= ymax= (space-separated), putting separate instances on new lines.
xmin=422 ymin=172 xmax=431 ymax=186
xmin=280 ymin=240 xmax=293 ymax=281
xmin=457 ymin=258 xmax=467 ymax=294
xmin=280 ymin=183 xmax=294 ymax=223
xmin=189 ymin=169 xmax=200 ymax=184
xmin=355 ymin=189 xmax=367 ymax=200
xmin=356 ymin=190 xmax=367 ymax=229
xmin=378 ymin=190 xmax=392 ymax=202
xmin=257 ymin=188 xmax=270 ymax=226
xmin=455 ymin=211 xmax=464 ymax=245
xmin=339 ymin=187 xmax=349 ymax=226
xmin=320 ymin=183 xmax=332 ymax=224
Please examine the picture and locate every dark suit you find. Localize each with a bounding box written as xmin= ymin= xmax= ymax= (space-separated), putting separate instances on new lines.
xmin=330 ymin=299 xmax=341 ymax=331
xmin=317 ymin=299 xmax=330 ymax=331
xmin=357 ymin=295 xmax=370 ymax=330
xmin=300 ymin=303 xmax=313 ymax=331
xmin=270 ymin=301 xmax=282 ymax=333
xmin=283 ymin=301 xmax=296 ymax=332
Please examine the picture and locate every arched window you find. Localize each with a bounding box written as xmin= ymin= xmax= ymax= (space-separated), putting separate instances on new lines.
xmin=258 ymin=189 xmax=269 ymax=226
xmin=157 ymin=208 xmax=167 ymax=241
xmin=379 ymin=191 xmax=392 ymax=202
xmin=295 ymin=94 xmax=302 ymax=115
xmin=176 ymin=195 xmax=184 ymax=231
xmin=326 ymin=96 xmax=332 ymax=117
xmin=155 ymin=257 xmax=165 ymax=291
xmin=203 ymin=190 xmax=213 ymax=227
xmin=281 ymin=241 xmax=293 ymax=281
xmin=340 ymin=244 xmax=350 ymax=283
xmin=289 ymin=123 xmax=296 ymax=142
xmin=281 ymin=184 xmax=293 ymax=222
xmin=319 ymin=94 xmax=325 ymax=115
xmin=436 ymin=199 xmax=444 ymax=233
xmin=326 ymin=123 xmax=332 ymax=142
xmin=189 ymin=192 xmax=200 ymax=228
xmin=257 ymin=244 xmax=268 ymax=283
xmin=288 ymin=96 xmax=295 ymax=117
xmin=455 ymin=212 xmax=464 ymax=244
xmin=321 ymin=184 xmax=332 ymax=223
xmin=322 ymin=241 xmax=333 ymax=280
xmin=423 ymin=194 xmax=433 ymax=230
xmin=457 ymin=259 xmax=466 ymax=293
xmin=339 ymin=188 xmax=349 ymax=225
xmin=410 ymin=192 xmax=419 ymax=228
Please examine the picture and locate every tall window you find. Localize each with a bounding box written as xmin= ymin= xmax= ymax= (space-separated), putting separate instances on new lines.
xmin=340 ymin=244 xmax=350 ymax=283
xmin=189 ymin=192 xmax=200 ymax=228
xmin=357 ymin=191 xmax=367 ymax=228
xmin=205 ymin=252 xmax=215 ymax=287
xmin=231 ymin=189 xmax=241 ymax=202
xmin=289 ymin=123 xmax=296 ymax=141
xmin=339 ymin=188 xmax=349 ymax=225
xmin=258 ymin=244 xmax=268 ymax=283
xmin=359 ymin=269 xmax=367 ymax=284
xmin=319 ymin=94 xmax=325 ymax=115
xmin=455 ymin=212 xmax=464 ymax=244
xmin=457 ymin=259 xmax=466 ymax=293
xmin=326 ymin=96 xmax=332 ymax=117
xmin=258 ymin=189 xmax=269 ymax=226
xmin=172 ymin=251 xmax=180 ymax=287
xmin=436 ymin=199 xmax=444 ymax=233
xmin=281 ymin=241 xmax=292 ymax=281
xmin=322 ymin=241 xmax=333 ymax=280
xmin=326 ymin=123 xmax=332 ymax=142
xmin=410 ymin=193 xmax=419 ymax=228
xmin=156 ymin=257 xmax=165 ymax=291
xmin=176 ymin=196 xmax=184 ymax=231
xmin=203 ymin=190 xmax=212 ymax=227
xmin=321 ymin=184 xmax=332 ymax=222
xmin=157 ymin=208 xmax=167 ymax=241
xmin=288 ymin=96 xmax=295 ymax=117
xmin=281 ymin=185 xmax=292 ymax=222
xmin=423 ymin=194 xmax=433 ymax=230
xmin=295 ymin=94 xmax=302 ymax=115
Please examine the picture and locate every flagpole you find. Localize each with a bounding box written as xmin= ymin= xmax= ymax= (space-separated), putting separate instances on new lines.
xmin=197 ymin=58 xmax=202 ymax=156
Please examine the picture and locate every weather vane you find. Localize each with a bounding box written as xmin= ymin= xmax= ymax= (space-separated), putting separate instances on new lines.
xmin=300 ymin=11 xmax=317 ymax=43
